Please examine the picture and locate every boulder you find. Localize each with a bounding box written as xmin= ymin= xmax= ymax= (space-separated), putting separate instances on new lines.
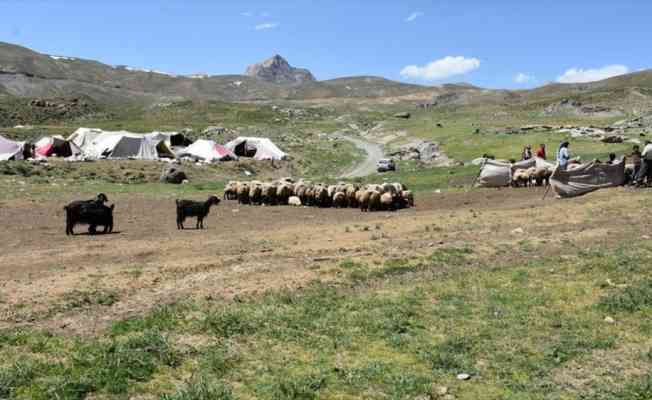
xmin=394 ymin=112 xmax=411 ymax=119
xmin=160 ymin=166 xmax=187 ymax=184
xmin=601 ymin=135 xmax=625 ymax=144
xmin=202 ymin=126 xmax=226 ymax=136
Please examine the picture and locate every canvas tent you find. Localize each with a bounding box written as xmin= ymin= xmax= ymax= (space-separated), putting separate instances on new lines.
xmin=0 ymin=135 xmax=24 ymax=161
xmin=145 ymin=131 xmax=192 ymax=149
xmin=176 ymin=139 xmax=238 ymax=162
xmin=68 ymin=128 xmax=175 ymax=160
xmin=476 ymin=157 xmax=554 ymax=188
xmin=225 ymin=137 xmax=287 ymax=161
xmin=550 ymin=160 xmax=625 ymax=198
xmin=35 ymin=135 xmax=81 ymax=158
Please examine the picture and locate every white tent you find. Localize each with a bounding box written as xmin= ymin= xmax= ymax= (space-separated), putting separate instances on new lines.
xmin=68 ymin=128 xmax=174 ymax=160
xmin=0 ymin=135 xmax=25 ymax=161
xmin=225 ymin=137 xmax=287 ymax=161
xmin=176 ymin=139 xmax=238 ymax=162
xmin=476 ymin=157 xmax=554 ymax=188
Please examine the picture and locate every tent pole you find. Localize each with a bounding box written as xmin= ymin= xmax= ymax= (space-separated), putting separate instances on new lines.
xmin=542 ymin=184 xmax=551 ymax=200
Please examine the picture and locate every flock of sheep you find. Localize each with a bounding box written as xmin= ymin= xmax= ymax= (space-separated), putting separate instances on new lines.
xmin=223 ymin=179 xmax=414 ymax=212
xmin=512 ymin=166 xmax=553 ymax=188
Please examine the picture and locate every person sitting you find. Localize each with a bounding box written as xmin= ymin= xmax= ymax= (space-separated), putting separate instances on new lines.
xmin=536 ymin=144 xmax=546 ymax=160
xmin=521 ymin=145 xmax=533 ymax=161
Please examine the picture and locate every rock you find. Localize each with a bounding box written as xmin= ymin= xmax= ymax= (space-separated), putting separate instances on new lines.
xmin=443 ymin=395 xmax=455 ymax=400
xmin=604 ymin=316 xmax=615 ymax=324
xmin=601 ymin=135 xmax=624 ymax=143
xmin=456 ymin=373 xmax=471 ymax=381
xmin=202 ymin=126 xmax=226 ymax=136
xmin=160 ymin=166 xmax=187 ymax=184
xmin=246 ymin=54 xmax=315 ymax=85
xmin=394 ymin=112 xmax=411 ymax=119
xmin=511 ymin=227 xmax=524 ymax=235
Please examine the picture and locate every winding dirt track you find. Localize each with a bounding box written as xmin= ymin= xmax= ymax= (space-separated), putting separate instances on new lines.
xmin=336 ymin=134 xmax=385 ymax=178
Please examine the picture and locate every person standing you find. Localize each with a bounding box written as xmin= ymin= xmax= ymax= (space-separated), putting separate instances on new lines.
xmin=557 ymin=141 xmax=571 ymax=170
xmin=536 ymin=144 xmax=547 ymax=159
xmin=522 ymin=145 xmax=533 ymax=161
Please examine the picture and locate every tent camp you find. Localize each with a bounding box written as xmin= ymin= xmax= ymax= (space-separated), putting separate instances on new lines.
xmin=35 ymin=136 xmax=81 ymax=158
xmin=476 ymin=157 xmax=554 ymax=188
xmin=145 ymin=131 xmax=192 ymax=149
xmin=68 ymin=128 xmax=175 ymax=160
xmin=225 ymin=137 xmax=287 ymax=161
xmin=550 ymin=160 xmax=625 ymax=198
xmin=176 ymin=139 xmax=238 ymax=162
xmin=0 ymin=135 xmax=25 ymax=161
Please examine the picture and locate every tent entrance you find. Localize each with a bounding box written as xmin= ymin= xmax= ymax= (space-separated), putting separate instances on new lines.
xmin=234 ymin=141 xmax=257 ymax=158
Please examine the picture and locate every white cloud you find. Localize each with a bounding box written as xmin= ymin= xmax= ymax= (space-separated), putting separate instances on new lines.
xmin=400 ymin=56 xmax=481 ymax=81
xmin=255 ymin=22 xmax=279 ymax=31
xmin=405 ymin=11 xmax=423 ymax=22
xmin=514 ymin=73 xmax=533 ymax=84
xmin=241 ymin=12 xmax=253 ymax=17
xmin=557 ymin=65 xmax=629 ymax=83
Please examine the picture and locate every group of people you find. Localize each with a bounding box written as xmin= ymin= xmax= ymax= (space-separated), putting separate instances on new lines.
xmin=519 ymin=140 xmax=652 ymax=187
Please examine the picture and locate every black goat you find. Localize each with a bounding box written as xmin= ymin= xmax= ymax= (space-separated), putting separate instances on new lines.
xmin=176 ymin=195 xmax=221 ymax=230
xmin=65 ymin=203 xmax=115 ymax=235
xmin=64 ymin=193 xmax=110 ymax=235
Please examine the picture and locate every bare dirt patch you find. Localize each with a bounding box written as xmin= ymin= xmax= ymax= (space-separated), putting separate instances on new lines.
xmin=0 ymin=187 xmax=649 ymax=336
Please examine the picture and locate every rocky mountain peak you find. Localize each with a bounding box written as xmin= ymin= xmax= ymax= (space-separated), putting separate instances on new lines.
xmin=245 ymin=55 xmax=315 ymax=85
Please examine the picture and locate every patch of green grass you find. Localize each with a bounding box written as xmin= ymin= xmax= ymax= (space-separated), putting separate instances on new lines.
xmin=598 ymin=280 xmax=652 ymax=313
xmin=61 ymin=289 xmax=119 ymax=310
xmin=161 ymin=377 xmax=234 ymax=400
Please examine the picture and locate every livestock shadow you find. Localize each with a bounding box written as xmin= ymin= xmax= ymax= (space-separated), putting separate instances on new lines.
xmin=71 ymin=231 xmax=122 ymax=236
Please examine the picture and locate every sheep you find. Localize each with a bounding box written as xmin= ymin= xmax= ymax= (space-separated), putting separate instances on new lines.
xmin=224 ymin=181 xmax=239 ymax=200
xmin=512 ymin=169 xmax=531 ymax=188
xmin=288 ymin=196 xmax=302 ymax=207
xmin=392 ymin=182 xmax=404 ymax=193
xmin=249 ymin=182 xmax=263 ymax=205
xmin=276 ymin=183 xmax=294 ymax=205
xmin=176 ymin=195 xmax=221 ymax=230
xmin=368 ymin=191 xmax=382 ymax=212
xmin=381 ymin=183 xmax=397 ymax=195
xmin=380 ymin=192 xmax=396 ymax=211
xmin=332 ymin=192 xmax=347 ymax=208
xmin=237 ymin=182 xmax=250 ymax=204
xmin=261 ymin=183 xmax=277 ymax=205
xmin=359 ymin=190 xmax=372 ymax=212
xmin=64 ymin=193 xmax=110 ymax=235
xmin=532 ymin=167 xmax=552 ymax=187
xmin=345 ymin=184 xmax=359 ymax=208
xmin=327 ymin=185 xmax=338 ymax=199
xmin=314 ymin=185 xmax=330 ymax=208
xmin=399 ymin=190 xmax=414 ymax=209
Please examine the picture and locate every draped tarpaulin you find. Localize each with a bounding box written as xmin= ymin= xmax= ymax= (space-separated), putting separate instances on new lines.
xmin=0 ymin=135 xmax=24 ymax=161
xmin=476 ymin=157 xmax=553 ymax=188
xmin=550 ymin=160 xmax=625 ymax=198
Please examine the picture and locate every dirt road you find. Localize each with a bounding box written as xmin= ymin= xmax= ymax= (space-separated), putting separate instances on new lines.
xmin=336 ymin=134 xmax=385 ymax=178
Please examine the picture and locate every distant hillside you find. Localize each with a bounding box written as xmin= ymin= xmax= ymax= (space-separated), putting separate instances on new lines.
xmin=0 ymin=42 xmax=430 ymax=103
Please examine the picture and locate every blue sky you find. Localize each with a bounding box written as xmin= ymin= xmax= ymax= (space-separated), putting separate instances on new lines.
xmin=0 ymin=0 xmax=650 ymax=88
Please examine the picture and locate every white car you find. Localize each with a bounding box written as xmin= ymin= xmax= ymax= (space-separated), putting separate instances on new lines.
xmin=377 ymin=159 xmax=396 ymax=172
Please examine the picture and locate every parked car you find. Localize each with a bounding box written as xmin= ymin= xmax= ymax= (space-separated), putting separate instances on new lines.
xmin=377 ymin=158 xmax=396 ymax=172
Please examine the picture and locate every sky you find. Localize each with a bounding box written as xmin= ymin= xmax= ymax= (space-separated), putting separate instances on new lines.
xmin=0 ymin=0 xmax=650 ymax=89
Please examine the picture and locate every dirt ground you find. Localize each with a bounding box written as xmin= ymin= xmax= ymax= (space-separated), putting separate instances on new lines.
xmin=0 ymin=187 xmax=649 ymax=336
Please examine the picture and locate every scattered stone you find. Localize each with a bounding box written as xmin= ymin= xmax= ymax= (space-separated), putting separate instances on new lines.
xmin=202 ymin=126 xmax=226 ymax=136
xmin=511 ymin=227 xmax=524 ymax=235
xmin=456 ymin=373 xmax=471 ymax=381
xmin=160 ymin=166 xmax=187 ymax=184
xmin=601 ymin=135 xmax=625 ymax=143
xmin=604 ymin=316 xmax=615 ymax=324
xmin=435 ymin=386 xmax=449 ymax=395
xmin=393 ymin=112 xmax=411 ymax=119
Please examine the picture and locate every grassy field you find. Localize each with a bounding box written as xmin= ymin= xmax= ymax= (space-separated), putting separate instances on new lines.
xmin=2 ymin=237 xmax=651 ymax=399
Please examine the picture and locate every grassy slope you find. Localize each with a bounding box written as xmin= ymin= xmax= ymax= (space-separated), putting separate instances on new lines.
xmin=2 ymin=239 xmax=651 ymax=399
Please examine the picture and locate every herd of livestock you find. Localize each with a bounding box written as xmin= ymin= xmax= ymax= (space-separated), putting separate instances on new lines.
xmin=223 ymin=179 xmax=414 ymax=211
xmin=63 ymin=179 xmax=415 ymax=235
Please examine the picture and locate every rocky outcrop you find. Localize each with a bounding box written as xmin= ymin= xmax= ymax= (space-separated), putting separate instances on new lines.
xmin=160 ymin=166 xmax=187 ymax=184
xmin=245 ymin=55 xmax=315 ymax=85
